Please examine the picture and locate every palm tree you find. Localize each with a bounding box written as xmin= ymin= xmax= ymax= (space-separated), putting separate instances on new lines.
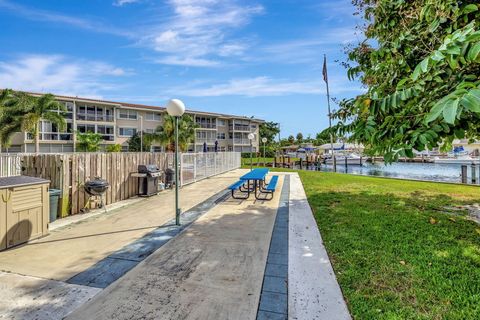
xmin=0 ymin=91 xmax=66 ymax=153
xmin=153 ymin=114 xmax=198 ymax=152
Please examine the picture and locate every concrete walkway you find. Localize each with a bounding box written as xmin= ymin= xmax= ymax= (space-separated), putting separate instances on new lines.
xmin=67 ymin=175 xmax=285 ymax=320
xmin=0 ymin=170 xmax=351 ymax=320
xmin=288 ymin=173 xmax=351 ymax=320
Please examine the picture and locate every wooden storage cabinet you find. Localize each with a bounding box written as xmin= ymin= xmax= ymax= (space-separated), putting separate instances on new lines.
xmin=0 ymin=176 xmax=50 ymax=251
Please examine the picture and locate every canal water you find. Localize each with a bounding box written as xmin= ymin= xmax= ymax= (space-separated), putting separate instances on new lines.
xmin=298 ymin=162 xmax=478 ymax=185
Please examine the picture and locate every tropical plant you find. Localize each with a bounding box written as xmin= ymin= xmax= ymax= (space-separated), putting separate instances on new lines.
xmin=106 ymin=144 xmax=122 ymax=152
xmin=152 ymin=114 xmax=198 ymax=152
xmin=76 ymin=131 xmax=102 ymax=152
xmin=329 ymin=1 xmax=480 ymax=162
xmin=0 ymin=91 xmax=66 ymax=153
xmin=127 ymin=132 xmax=153 ymax=152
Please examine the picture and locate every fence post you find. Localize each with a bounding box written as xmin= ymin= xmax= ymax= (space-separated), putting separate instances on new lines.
xmin=194 ymin=153 xmax=197 ymax=183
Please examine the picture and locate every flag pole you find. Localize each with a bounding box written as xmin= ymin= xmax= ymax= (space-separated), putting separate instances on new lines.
xmin=323 ymin=54 xmax=336 ymax=171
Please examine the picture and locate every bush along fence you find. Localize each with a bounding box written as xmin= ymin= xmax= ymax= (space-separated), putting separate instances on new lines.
xmin=0 ymin=152 xmax=241 ymax=218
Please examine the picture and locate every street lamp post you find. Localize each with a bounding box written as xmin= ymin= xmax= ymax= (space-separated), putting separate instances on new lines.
xmin=248 ymin=133 xmax=255 ymax=171
xmin=166 ymin=99 xmax=185 ymax=226
xmin=262 ymin=137 xmax=267 ymax=167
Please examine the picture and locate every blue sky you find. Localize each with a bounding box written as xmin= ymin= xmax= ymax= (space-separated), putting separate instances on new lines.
xmin=0 ymin=0 xmax=364 ymax=138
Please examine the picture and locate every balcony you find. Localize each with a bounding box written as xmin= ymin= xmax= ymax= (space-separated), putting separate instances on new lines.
xmin=229 ymin=125 xmax=251 ymax=132
xmin=233 ymin=139 xmax=254 ymax=145
xmin=77 ymin=114 xmax=114 ymax=122
xmin=196 ymin=138 xmax=217 ymax=144
xmin=196 ymin=123 xmax=217 ymax=130
xmin=28 ymin=133 xmax=73 ymax=141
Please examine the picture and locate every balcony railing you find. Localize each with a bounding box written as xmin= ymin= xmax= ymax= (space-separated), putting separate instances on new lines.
xmin=77 ymin=114 xmax=114 ymax=122
xmin=196 ymin=123 xmax=217 ymax=129
xmin=233 ymin=139 xmax=254 ymax=145
xmin=27 ymin=133 xmax=73 ymax=141
xmin=196 ymin=138 xmax=217 ymax=144
xmin=229 ymin=125 xmax=251 ymax=132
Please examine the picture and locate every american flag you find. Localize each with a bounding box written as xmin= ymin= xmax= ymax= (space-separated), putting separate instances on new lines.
xmin=322 ymin=55 xmax=328 ymax=83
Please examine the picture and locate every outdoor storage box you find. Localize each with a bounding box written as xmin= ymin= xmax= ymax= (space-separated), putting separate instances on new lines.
xmin=0 ymin=176 xmax=50 ymax=251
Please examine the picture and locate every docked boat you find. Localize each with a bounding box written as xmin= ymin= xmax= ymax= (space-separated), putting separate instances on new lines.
xmin=434 ymin=156 xmax=480 ymax=165
xmin=325 ymin=153 xmax=364 ymax=166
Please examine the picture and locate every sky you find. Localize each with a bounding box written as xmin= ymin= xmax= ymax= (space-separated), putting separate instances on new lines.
xmin=0 ymin=0 xmax=364 ymax=138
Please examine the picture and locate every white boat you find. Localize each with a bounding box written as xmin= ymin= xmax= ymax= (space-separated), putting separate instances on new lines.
xmin=325 ymin=154 xmax=364 ymax=166
xmin=434 ymin=156 xmax=480 ymax=165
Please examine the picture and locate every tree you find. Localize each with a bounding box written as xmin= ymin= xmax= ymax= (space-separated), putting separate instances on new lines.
xmin=259 ymin=121 xmax=280 ymax=144
xmin=152 ymin=114 xmax=198 ymax=152
xmin=330 ymin=1 xmax=480 ymax=162
xmin=0 ymin=91 xmax=66 ymax=153
xmin=106 ymin=144 xmax=122 ymax=152
xmin=127 ymin=132 xmax=153 ymax=152
xmin=296 ymin=133 xmax=304 ymax=144
xmin=288 ymin=135 xmax=295 ymax=144
xmin=314 ymin=131 xmax=332 ymax=146
xmin=76 ymin=131 xmax=102 ymax=152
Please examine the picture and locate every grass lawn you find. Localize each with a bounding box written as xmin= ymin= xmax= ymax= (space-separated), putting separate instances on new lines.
xmin=298 ymin=171 xmax=480 ymax=320
xmin=241 ymin=157 xmax=274 ymax=166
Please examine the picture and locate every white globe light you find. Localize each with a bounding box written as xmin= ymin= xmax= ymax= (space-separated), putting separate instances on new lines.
xmin=166 ymin=99 xmax=185 ymax=117
xmin=262 ymin=137 xmax=267 ymax=143
xmin=248 ymin=133 xmax=255 ymax=140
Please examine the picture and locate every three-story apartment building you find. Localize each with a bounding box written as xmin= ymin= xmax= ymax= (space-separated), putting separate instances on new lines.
xmin=4 ymin=93 xmax=263 ymax=153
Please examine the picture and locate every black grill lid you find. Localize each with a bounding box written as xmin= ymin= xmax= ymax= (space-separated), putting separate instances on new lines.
xmin=138 ymin=165 xmax=160 ymax=173
xmin=85 ymin=177 xmax=109 ymax=187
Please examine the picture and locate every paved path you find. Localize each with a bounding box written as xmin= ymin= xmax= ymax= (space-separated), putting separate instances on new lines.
xmin=67 ymin=175 xmax=285 ymax=320
xmin=0 ymin=170 xmax=241 ymax=281
xmin=0 ymin=272 xmax=100 ymax=320
xmin=288 ymin=173 xmax=351 ymax=320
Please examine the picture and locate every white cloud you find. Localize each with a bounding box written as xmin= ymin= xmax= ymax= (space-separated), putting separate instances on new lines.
xmin=0 ymin=55 xmax=129 ymax=98
xmin=165 ymin=76 xmax=362 ymax=97
xmin=113 ymin=0 xmax=140 ymax=6
xmin=0 ymin=0 xmax=132 ymax=37
xmin=144 ymin=0 xmax=263 ymax=67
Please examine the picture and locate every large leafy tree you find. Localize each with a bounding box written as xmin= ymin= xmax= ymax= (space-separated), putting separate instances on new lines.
xmin=0 ymin=91 xmax=66 ymax=153
xmin=331 ymin=1 xmax=480 ymax=162
xmin=153 ymin=114 xmax=198 ymax=152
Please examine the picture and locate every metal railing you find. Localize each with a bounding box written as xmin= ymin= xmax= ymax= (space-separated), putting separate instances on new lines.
xmin=180 ymin=152 xmax=241 ymax=186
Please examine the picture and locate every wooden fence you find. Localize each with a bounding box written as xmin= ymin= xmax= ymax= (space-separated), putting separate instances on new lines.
xmin=0 ymin=152 xmax=240 ymax=219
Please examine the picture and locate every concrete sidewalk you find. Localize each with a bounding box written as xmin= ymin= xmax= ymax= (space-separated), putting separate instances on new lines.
xmin=67 ymin=174 xmax=285 ymax=320
xmin=0 ymin=170 xmax=241 ymax=281
xmin=288 ymin=173 xmax=351 ymax=320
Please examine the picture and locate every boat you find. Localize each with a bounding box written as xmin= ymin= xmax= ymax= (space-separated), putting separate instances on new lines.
xmin=434 ymin=156 xmax=480 ymax=165
xmin=325 ymin=153 xmax=364 ymax=166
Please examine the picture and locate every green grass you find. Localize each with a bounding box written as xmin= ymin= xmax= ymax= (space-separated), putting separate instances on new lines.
xmin=241 ymin=157 xmax=274 ymax=166
xmin=297 ymin=171 xmax=480 ymax=320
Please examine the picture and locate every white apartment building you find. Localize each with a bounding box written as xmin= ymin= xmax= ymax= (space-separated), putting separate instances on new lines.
xmin=4 ymin=93 xmax=263 ymax=153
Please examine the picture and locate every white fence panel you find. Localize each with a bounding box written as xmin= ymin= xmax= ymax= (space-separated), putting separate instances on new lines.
xmin=0 ymin=154 xmax=21 ymax=177
xmin=180 ymin=152 xmax=241 ymax=186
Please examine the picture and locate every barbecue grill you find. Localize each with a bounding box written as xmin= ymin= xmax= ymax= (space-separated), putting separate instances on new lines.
xmin=138 ymin=164 xmax=162 ymax=196
xmin=83 ymin=177 xmax=109 ymax=212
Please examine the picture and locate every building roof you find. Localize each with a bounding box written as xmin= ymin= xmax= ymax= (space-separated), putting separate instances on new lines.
xmin=22 ymin=91 xmax=264 ymax=122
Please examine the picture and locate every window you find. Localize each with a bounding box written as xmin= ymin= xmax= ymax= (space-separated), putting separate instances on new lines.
xmin=218 ymin=119 xmax=226 ymax=126
xmin=217 ymin=133 xmax=226 ymax=140
xmin=118 ymin=127 xmax=137 ymax=137
xmin=145 ymin=112 xmax=161 ymax=121
xmin=118 ymin=109 xmax=138 ymax=120
xmin=251 ymin=124 xmax=257 ymax=129
xmin=145 ymin=128 xmax=155 ymax=134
